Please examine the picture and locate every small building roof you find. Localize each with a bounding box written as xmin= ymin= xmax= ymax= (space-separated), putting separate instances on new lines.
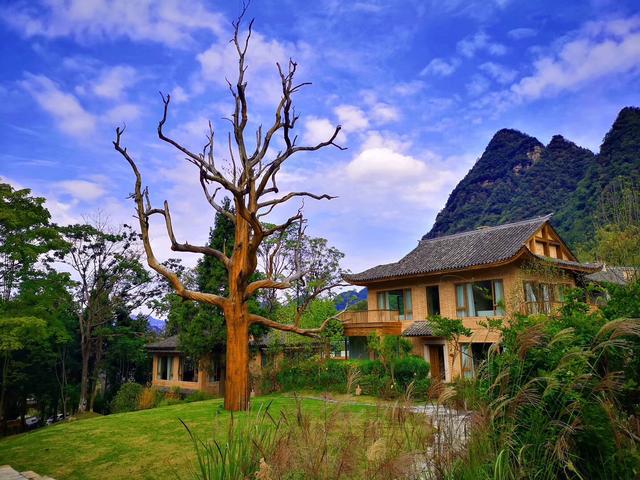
xmin=587 ymin=265 xmax=636 ymax=285
xmin=401 ymin=321 xmax=435 ymax=337
xmin=147 ymin=330 xmax=324 ymax=353
xmin=344 ymin=215 xmax=554 ymax=284
xmin=532 ymin=255 xmax=601 ymax=273
xmin=146 ymin=335 xmax=180 ymax=352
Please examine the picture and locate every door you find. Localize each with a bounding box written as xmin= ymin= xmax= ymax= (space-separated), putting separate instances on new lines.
xmin=426 ymin=344 xmax=446 ymax=380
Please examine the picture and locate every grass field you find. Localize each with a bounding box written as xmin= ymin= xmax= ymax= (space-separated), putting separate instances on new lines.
xmin=0 ymin=395 xmax=375 ymax=480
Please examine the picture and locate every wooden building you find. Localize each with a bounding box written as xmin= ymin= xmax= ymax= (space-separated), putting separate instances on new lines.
xmin=341 ymin=215 xmax=601 ymax=382
xmin=146 ymin=330 xmax=326 ymax=396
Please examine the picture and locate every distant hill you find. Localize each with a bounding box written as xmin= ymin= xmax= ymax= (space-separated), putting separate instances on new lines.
xmin=425 ymin=107 xmax=640 ymax=251
xmin=334 ymin=288 xmax=367 ymax=310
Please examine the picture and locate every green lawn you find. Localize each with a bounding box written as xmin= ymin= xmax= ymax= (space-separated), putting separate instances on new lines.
xmin=0 ymin=395 xmax=373 ymax=480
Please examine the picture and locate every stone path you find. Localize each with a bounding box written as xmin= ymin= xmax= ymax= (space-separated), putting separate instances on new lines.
xmin=0 ymin=466 xmax=55 ymax=480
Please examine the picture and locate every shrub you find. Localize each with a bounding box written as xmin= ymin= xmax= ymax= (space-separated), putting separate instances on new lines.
xmin=412 ymin=378 xmax=431 ymax=400
xmin=392 ymin=355 xmax=429 ymax=390
xmin=184 ymin=391 xmax=213 ymax=403
xmin=111 ymin=382 xmax=144 ymax=413
xmin=138 ymin=386 xmax=162 ymax=410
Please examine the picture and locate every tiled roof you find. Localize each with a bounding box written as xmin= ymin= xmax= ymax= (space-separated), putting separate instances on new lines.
xmin=147 ymin=331 xmax=324 ymax=352
xmin=344 ymin=215 xmax=553 ymax=283
xmin=402 ymin=321 xmax=435 ymax=337
xmin=532 ymin=255 xmax=601 ymax=273
xmin=587 ymin=265 xmax=636 ymax=285
xmin=146 ymin=335 xmax=179 ymax=351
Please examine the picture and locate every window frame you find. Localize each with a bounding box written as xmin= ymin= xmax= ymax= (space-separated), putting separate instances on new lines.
xmin=455 ymin=279 xmax=505 ymax=318
xmin=376 ymin=288 xmax=413 ymax=320
xmin=179 ymin=356 xmax=198 ymax=383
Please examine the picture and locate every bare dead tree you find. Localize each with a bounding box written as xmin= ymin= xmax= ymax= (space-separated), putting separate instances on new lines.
xmin=114 ymin=11 xmax=345 ymax=411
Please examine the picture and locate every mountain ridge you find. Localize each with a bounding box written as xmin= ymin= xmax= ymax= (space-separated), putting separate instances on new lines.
xmin=424 ymin=106 xmax=640 ymax=250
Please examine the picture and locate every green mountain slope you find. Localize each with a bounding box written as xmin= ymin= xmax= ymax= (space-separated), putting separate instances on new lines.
xmin=425 ymin=106 xmax=640 ymax=250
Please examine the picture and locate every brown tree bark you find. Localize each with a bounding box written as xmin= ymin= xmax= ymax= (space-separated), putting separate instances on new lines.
xmin=78 ymin=335 xmax=91 ymax=412
xmin=114 ymin=9 xmax=345 ymax=411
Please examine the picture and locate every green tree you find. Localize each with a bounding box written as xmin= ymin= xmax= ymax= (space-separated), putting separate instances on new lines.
xmin=0 ymin=316 xmax=48 ymax=432
xmin=57 ymin=221 xmax=156 ymax=412
xmin=0 ymin=183 xmax=67 ymax=300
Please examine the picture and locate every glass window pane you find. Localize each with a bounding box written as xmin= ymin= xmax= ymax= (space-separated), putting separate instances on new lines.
xmin=456 ymin=285 xmax=466 ymax=317
xmin=404 ymin=289 xmax=412 ymax=319
xmin=493 ymin=280 xmax=504 ymax=315
xmin=427 ymin=286 xmax=441 ymax=316
xmin=377 ymin=292 xmax=385 ymax=309
xmin=472 ymin=281 xmax=493 ymax=316
xmin=461 ymin=344 xmax=473 ymax=378
xmin=467 ymin=283 xmax=477 ymax=316
xmin=387 ymin=290 xmax=404 ymax=316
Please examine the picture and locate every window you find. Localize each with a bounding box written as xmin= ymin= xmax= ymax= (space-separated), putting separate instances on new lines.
xmin=208 ymin=356 xmax=223 ymax=383
xmin=426 ymin=286 xmax=441 ymax=317
xmin=455 ymin=280 xmax=504 ymax=317
xmin=460 ymin=344 xmax=474 ymax=378
xmin=157 ymin=355 xmax=173 ymax=380
xmin=460 ymin=343 xmax=492 ymax=378
xmin=180 ymin=357 xmax=198 ymax=382
xmin=523 ymin=282 xmax=570 ymax=314
xmin=376 ymin=289 xmax=413 ymax=320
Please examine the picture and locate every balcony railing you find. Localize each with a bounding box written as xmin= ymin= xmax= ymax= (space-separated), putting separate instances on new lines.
xmin=520 ymin=301 xmax=564 ymax=315
xmin=339 ymin=309 xmax=401 ymax=324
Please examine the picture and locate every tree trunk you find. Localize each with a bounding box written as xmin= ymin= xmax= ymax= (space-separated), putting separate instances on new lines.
xmin=89 ymin=337 xmax=103 ymax=412
xmin=223 ymin=305 xmax=250 ymax=411
xmin=78 ymin=339 xmax=90 ymax=413
xmin=0 ymin=354 xmax=8 ymax=433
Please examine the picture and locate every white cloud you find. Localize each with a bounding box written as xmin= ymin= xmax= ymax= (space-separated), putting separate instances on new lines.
xmin=104 ymin=103 xmax=141 ymax=123
xmin=457 ymin=31 xmax=506 ymax=58
xmin=197 ymin=31 xmax=312 ymax=106
xmin=20 ymin=74 xmax=96 ymax=137
xmin=1 ymin=0 xmax=225 ymax=48
xmin=171 ymin=85 xmax=190 ymax=104
xmin=334 ymin=104 xmax=369 ymax=132
xmin=392 ymin=80 xmax=426 ymax=96
xmin=56 ymin=179 xmax=106 ymax=201
xmin=466 ymin=75 xmax=490 ymax=96
xmin=346 ymin=147 xmax=426 ymax=181
xmin=371 ymin=103 xmax=400 ymax=124
xmin=92 ymin=65 xmax=137 ymax=99
xmin=508 ymin=27 xmax=537 ymax=40
xmin=512 ymin=16 xmax=640 ymax=100
xmin=303 ymin=117 xmax=343 ymax=145
xmin=479 ymin=62 xmax=517 ymax=84
xmin=420 ymin=57 xmax=459 ymax=76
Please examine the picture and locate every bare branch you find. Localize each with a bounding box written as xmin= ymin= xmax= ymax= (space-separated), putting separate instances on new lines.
xmin=162 ymin=200 xmax=231 ymax=268
xmin=258 ymin=191 xmax=336 ymax=218
xmin=113 ymin=126 xmax=227 ymax=309
xmin=244 ymin=270 xmax=305 ymax=300
xmin=248 ymin=311 xmax=343 ymax=339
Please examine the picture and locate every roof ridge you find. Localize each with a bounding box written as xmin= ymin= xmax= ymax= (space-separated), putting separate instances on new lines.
xmin=421 ymin=214 xmax=552 ymax=243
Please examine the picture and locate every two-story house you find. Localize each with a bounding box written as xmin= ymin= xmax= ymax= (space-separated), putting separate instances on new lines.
xmin=341 ymin=215 xmax=601 ymax=382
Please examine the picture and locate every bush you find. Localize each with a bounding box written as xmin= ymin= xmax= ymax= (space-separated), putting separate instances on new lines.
xmin=412 ymin=378 xmax=431 ymax=400
xmin=111 ymin=382 xmax=144 ymax=413
xmin=276 ymin=358 xmax=353 ymax=392
xmin=184 ymin=390 xmax=213 ymax=403
xmin=392 ymin=355 xmax=429 ymax=390
xmin=138 ymin=386 xmax=163 ymax=410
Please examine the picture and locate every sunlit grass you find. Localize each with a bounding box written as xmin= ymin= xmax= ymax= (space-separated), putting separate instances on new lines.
xmin=0 ymin=395 xmax=374 ymax=480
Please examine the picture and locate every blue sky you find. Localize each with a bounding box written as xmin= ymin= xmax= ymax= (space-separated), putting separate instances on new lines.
xmin=1 ymin=0 xmax=639 ymax=274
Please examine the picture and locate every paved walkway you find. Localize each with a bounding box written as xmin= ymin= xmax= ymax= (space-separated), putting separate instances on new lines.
xmin=0 ymin=466 xmax=55 ymax=480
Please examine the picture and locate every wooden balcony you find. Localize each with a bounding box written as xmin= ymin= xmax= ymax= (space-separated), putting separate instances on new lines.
xmin=520 ymin=301 xmax=564 ymax=316
xmin=339 ymin=309 xmax=403 ymax=336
